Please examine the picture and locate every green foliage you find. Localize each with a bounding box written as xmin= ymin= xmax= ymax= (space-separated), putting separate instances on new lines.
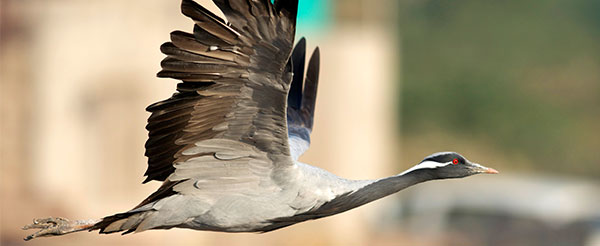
xmin=398 ymin=0 xmax=600 ymax=176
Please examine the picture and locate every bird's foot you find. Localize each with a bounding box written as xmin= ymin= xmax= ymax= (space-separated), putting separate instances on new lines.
xmin=22 ymin=217 xmax=97 ymax=241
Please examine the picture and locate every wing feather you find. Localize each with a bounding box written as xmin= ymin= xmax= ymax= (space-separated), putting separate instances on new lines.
xmin=181 ymin=0 xmax=240 ymax=44
xmin=143 ymin=0 xmax=297 ymax=183
xmin=302 ymin=47 xmax=320 ymax=130
xmin=95 ymin=0 xmax=308 ymax=232
xmin=287 ymin=46 xmax=320 ymax=159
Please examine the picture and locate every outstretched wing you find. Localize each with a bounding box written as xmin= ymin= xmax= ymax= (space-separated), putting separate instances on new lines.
xmin=92 ymin=0 xmax=306 ymax=233
xmin=287 ymin=38 xmax=320 ymax=160
xmin=143 ymin=0 xmax=299 ymax=183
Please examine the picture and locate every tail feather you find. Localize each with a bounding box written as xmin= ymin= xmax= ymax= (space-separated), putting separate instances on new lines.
xmin=91 ymin=211 xmax=153 ymax=234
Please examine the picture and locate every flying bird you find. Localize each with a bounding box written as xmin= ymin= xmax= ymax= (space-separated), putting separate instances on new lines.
xmin=23 ymin=0 xmax=498 ymax=241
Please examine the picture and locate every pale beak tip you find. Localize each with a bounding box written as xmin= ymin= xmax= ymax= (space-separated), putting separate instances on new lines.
xmin=485 ymin=167 xmax=499 ymax=174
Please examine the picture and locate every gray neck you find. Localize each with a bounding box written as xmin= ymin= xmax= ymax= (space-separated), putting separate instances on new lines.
xmin=306 ymin=169 xmax=437 ymax=218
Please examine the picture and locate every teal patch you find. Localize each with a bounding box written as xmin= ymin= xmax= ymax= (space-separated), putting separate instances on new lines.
xmin=297 ymin=0 xmax=330 ymax=31
xmin=270 ymin=0 xmax=330 ymax=34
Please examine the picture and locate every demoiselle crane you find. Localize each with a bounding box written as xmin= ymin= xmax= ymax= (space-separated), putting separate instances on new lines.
xmin=23 ymin=0 xmax=498 ymax=240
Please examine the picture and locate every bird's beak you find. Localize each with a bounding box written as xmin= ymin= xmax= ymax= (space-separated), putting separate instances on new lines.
xmin=471 ymin=163 xmax=499 ymax=174
xmin=483 ymin=167 xmax=499 ymax=174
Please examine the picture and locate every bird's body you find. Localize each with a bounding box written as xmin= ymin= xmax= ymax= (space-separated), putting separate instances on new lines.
xmin=148 ymin=162 xmax=369 ymax=233
xmin=23 ymin=0 xmax=497 ymax=240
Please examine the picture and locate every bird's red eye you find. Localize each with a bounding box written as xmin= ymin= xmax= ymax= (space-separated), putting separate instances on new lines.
xmin=452 ymin=158 xmax=459 ymax=165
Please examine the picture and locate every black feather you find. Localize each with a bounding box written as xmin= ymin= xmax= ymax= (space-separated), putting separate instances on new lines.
xmin=181 ymin=0 xmax=239 ymax=44
xmin=302 ymin=47 xmax=320 ymax=130
xmin=182 ymin=0 xmax=226 ymax=24
xmin=288 ymin=38 xmax=306 ymax=110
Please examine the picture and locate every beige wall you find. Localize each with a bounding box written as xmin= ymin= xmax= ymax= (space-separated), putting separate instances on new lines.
xmin=1 ymin=0 xmax=400 ymax=245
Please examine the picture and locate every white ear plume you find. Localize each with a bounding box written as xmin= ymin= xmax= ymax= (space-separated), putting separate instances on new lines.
xmin=400 ymin=160 xmax=452 ymax=176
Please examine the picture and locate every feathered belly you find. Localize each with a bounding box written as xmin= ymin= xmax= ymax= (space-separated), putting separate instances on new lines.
xmin=182 ymin=190 xmax=305 ymax=232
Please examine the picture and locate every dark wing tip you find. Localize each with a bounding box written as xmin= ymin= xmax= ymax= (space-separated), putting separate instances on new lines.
xmin=297 ymin=37 xmax=306 ymax=44
xmin=295 ymin=37 xmax=306 ymax=52
xmin=289 ymin=38 xmax=306 ymax=110
xmin=313 ymin=47 xmax=320 ymax=59
xmin=301 ymin=47 xmax=320 ymax=130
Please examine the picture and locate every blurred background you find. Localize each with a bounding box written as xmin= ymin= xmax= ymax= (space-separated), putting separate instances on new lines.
xmin=1 ymin=0 xmax=599 ymax=245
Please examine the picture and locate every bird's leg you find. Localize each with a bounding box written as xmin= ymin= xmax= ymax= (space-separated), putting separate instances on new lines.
xmin=22 ymin=217 xmax=100 ymax=241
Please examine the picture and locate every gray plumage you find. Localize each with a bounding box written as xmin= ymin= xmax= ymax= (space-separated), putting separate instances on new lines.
xmin=23 ymin=0 xmax=497 ymax=240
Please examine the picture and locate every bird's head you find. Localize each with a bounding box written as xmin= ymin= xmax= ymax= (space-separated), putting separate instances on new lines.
xmin=403 ymin=152 xmax=498 ymax=179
